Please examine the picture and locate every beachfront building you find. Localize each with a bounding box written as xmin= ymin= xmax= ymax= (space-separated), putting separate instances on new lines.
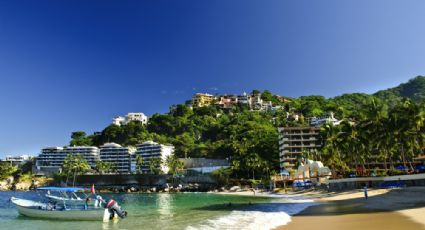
xmin=99 ymin=143 xmax=133 ymax=174
xmin=1 ymin=155 xmax=32 ymax=167
xmin=63 ymin=146 xmax=100 ymax=169
xmin=35 ymin=146 xmax=100 ymax=175
xmin=35 ymin=147 xmax=66 ymax=175
xmin=278 ymin=127 xmax=322 ymax=171
xmin=192 ymin=93 xmax=216 ymax=107
xmin=112 ymin=112 xmax=148 ymax=126
xmin=135 ymin=141 xmax=174 ymax=174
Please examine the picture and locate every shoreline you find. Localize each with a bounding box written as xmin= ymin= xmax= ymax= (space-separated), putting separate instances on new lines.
xmin=275 ymin=187 xmax=425 ymax=230
xmin=4 ymin=187 xmax=425 ymax=229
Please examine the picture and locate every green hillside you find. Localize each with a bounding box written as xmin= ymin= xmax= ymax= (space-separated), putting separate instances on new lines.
xmin=374 ymin=76 xmax=425 ymax=103
xmin=68 ymin=76 xmax=425 ymax=180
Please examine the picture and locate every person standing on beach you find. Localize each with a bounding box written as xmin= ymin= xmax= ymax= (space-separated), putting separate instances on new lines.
xmin=363 ymin=185 xmax=368 ymax=199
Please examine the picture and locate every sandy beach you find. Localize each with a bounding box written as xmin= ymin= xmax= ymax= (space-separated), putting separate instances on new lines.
xmin=276 ymin=187 xmax=425 ymax=230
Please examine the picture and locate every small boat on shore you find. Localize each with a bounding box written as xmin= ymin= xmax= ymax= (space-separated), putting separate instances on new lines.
xmin=11 ymin=197 xmax=108 ymax=221
xmin=10 ymin=186 xmax=128 ymax=221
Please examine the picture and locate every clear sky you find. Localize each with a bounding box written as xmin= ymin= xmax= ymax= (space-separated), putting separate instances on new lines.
xmin=1 ymin=0 xmax=425 ymax=157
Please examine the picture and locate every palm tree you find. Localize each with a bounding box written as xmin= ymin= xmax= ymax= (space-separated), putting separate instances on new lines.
xmin=338 ymin=120 xmax=359 ymax=173
xmin=320 ymin=123 xmax=348 ymax=176
xmin=148 ymin=157 xmax=162 ymax=175
xmin=135 ymin=155 xmax=144 ymax=173
xmin=231 ymin=159 xmax=240 ymax=178
xmin=62 ymin=154 xmax=90 ymax=186
xmin=165 ymin=155 xmax=184 ymax=176
xmin=389 ymin=99 xmax=417 ymax=171
xmin=95 ymin=161 xmax=115 ymax=174
xmin=245 ymin=153 xmax=262 ymax=180
xmin=399 ymin=99 xmax=425 ymax=171
xmin=374 ymin=117 xmax=393 ymax=171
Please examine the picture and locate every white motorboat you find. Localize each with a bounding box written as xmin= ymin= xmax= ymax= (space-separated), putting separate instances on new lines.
xmin=11 ymin=197 xmax=108 ymax=221
xmin=11 ymin=187 xmax=128 ymax=221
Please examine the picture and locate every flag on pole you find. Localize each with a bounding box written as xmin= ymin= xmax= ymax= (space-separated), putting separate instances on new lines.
xmin=91 ymin=184 xmax=95 ymax=194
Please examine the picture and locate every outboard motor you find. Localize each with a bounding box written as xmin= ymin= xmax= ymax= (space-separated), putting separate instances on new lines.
xmin=106 ymin=199 xmax=127 ymax=219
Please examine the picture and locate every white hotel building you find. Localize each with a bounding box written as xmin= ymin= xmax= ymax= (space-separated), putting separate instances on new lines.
xmin=99 ymin=143 xmax=134 ymax=174
xmin=135 ymin=141 xmax=174 ymax=174
xmin=35 ymin=147 xmax=66 ymax=175
xmin=35 ymin=146 xmax=100 ymax=175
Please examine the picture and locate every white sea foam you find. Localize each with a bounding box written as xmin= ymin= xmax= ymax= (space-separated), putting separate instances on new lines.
xmin=186 ymin=197 xmax=316 ymax=230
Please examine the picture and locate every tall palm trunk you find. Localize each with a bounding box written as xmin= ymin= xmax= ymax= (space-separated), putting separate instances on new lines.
xmin=389 ymin=157 xmax=394 ymax=170
xmin=65 ymin=172 xmax=69 ymax=185
xmin=408 ymin=158 xmax=414 ymax=172
xmin=383 ymin=157 xmax=388 ymax=171
xmin=73 ymin=169 xmax=77 ymax=187
xmin=401 ymin=146 xmax=408 ymax=170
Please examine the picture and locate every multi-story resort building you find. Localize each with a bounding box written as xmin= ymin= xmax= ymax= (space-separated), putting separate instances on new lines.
xmin=63 ymin=146 xmax=100 ymax=168
xmin=278 ymin=113 xmax=342 ymax=174
xmin=192 ymin=93 xmax=216 ymax=107
xmin=278 ymin=127 xmax=322 ymax=171
xmin=35 ymin=144 xmax=138 ymax=175
xmin=35 ymin=146 xmax=100 ymax=175
xmin=35 ymin=147 xmax=66 ymax=175
xmin=1 ymin=155 xmax=32 ymax=167
xmin=135 ymin=141 xmax=174 ymax=174
xmin=112 ymin=112 xmax=148 ymax=126
xmin=99 ymin=143 xmax=133 ymax=174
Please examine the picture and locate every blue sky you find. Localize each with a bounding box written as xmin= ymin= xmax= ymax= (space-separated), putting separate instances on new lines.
xmin=1 ymin=0 xmax=425 ymax=156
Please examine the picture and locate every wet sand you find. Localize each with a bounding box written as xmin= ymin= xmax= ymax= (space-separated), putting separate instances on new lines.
xmin=278 ymin=203 xmax=425 ymax=230
xmin=275 ymin=187 xmax=425 ymax=230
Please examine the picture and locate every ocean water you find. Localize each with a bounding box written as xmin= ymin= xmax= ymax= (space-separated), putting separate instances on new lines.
xmin=0 ymin=191 xmax=315 ymax=230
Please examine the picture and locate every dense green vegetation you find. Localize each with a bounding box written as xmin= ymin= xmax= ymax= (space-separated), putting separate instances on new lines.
xmin=0 ymin=160 xmax=35 ymax=187
xmin=95 ymin=161 xmax=116 ymax=174
xmin=319 ymin=98 xmax=425 ymax=177
xmin=0 ymin=162 xmax=18 ymax=180
xmin=71 ymin=106 xmax=283 ymax=180
xmin=67 ymin=76 xmax=425 ymax=181
xmin=375 ymin=76 xmax=425 ymax=103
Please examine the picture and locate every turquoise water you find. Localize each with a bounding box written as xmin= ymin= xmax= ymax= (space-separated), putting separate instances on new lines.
xmin=0 ymin=191 xmax=315 ymax=230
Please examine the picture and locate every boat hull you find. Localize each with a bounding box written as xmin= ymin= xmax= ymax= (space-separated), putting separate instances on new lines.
xmin=11 ymin=197 xmax=107 ymax=221
xmin=16 ymin=206 xmax=105 ymax=221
